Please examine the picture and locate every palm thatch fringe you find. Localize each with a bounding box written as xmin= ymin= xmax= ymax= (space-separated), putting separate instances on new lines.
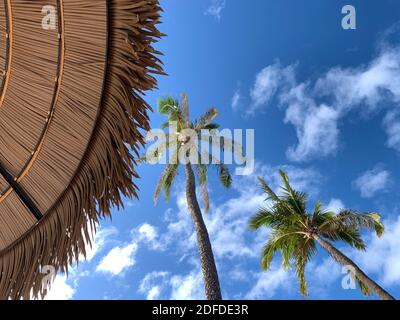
xmin=0 ymin=0 xmax=164 ymax=300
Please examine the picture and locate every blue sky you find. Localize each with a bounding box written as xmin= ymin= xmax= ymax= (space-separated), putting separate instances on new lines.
xmin=48 ymin=0 xmax=400 ymax=300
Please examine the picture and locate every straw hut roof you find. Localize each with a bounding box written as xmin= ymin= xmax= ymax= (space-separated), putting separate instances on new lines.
xmin=0 ymin=0 xmax=163 ymax=299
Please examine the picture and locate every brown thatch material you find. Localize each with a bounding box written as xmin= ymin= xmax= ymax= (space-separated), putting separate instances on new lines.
xmin=0 ymin=0 xmax=163 ymax=299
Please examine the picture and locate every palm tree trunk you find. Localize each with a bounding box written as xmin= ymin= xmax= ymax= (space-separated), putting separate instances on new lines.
xmin=184 ymin=164 xmax=222 ymax=300
xmin=314 ymin=235 xmax=395 ymax=300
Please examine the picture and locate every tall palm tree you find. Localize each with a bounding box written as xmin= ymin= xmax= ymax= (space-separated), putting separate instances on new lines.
xmin=249 ymin=170 xmax=395 ymax=300
xmin=144 ymin=94 xmax=235 ymax=300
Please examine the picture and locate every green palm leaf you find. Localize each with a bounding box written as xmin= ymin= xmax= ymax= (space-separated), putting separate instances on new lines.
xmin=154 ymin=164 xmax=178 ymax=205
xmin=218 ymin=164 xmax=232 ymax=188
xmin=158 ymin=97 xmax=179 ymax=115
xmin=194 ymin=107 xmax=219 ymax=130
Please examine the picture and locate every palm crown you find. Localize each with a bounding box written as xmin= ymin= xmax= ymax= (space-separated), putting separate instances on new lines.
xmin=250 ymin=170 xmax=385 ymax=296
xmin=146 ymin=94 xmax=233 ymax=211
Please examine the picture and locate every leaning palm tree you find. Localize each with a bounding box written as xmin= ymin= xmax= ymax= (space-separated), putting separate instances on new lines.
xmin=249 ymin=170 xmax=395 ymax=300
xmin=144 ymin=94 xmax=237 ymax=300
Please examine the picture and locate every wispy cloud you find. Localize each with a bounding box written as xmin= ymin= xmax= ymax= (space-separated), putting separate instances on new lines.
xmin=231 ymin=89 xmax=242 ymax=111
xmin=241 ymin=43 xmax=400 ymax=161
xmin=353 ymin=166 xmax=391 ymax=198
xmin=205 ymin=0 xmax=226 ymax=21
xmin=139 ymin=258 xmax=205 ymax=300
xmin=325 ymin=198 xmax=345 ymax=213
xmin=383 ymin=110 xmax=400 ymax=152
xmin=245 ymin=267 xmax=291 ymax=299
xmin=84 ymin=226 xmax=119 ymax=261
xmin=169 ymin=269 xmax=205 ymax=300
xmin=139 ymin=271 xmax=170 ymax=300
xmin=283 ymin=46 xmax=400 ymax=161
xmin=249 ymin=62 xmax=295 ymax=115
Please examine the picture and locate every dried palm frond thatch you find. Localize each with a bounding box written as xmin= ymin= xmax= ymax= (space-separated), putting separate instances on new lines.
xmin=0 ymin=0 xmax=164 ymax=299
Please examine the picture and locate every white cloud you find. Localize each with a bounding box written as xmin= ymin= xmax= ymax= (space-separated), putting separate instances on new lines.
xmin=138 ymin=223 xmax=158 ymax=241
xmin=170 ymin=270 xmax=205 ymax=300
xmin=132 ymin=223 xmax=161 ymax=250
xmin=353 ymin=166 xmax=391 ymax=198
xmin=249 ymin=62 xmax=295 ymax=114
xmin=314 ymin=48 xmax=400 ymax=110
xmin=205 ymin=0 xmax=226 ymax=20
xmin=147 ymin=286 xmax=161 ymax=300
xmin=283 ymin=85 xmax=340 ymax=161
xmin=96 ymin=243 xmax=137 ymax=276
xmin=244 ymin=256 xmax=343 ymax=300
xmin=312 ymin=258 xmax=342 ymax=286
xmin=242 ymin=44 xmax=400 ymax=161
xmin=44 ymin=276 xmax=75 ymax=300
xmin=291 ymin=47 xmax=400 ymax=161
xmin=383 ymin=110 xmax=400 ymax=151
xmin=139 ymin=271 xmax=169 ymax=300
xmin=84 ymin=226 xmax=118 ymax=261
xmin=95 ymin=224 xmax=162 ymax=278
xmin=353 ymin=217 xmax=400 ymax=286
xmin=306 ymin=258 xmax=342 ymax=298
xmin=245 ymin=267 xmax=291 ymax=299
xmin=325 ymin=198 xmax=345 ymax=213
xmin=231 ymin=89 xmax=242 ymax=111
xmin=139 ymin=268 xmax=205 ymax=300
xmin=42 ymin=226 xmax=118 ymax=299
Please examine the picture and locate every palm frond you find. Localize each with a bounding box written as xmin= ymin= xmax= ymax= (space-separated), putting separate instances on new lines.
xmin=278 ymin=170 xmax=307 ymax=216
xmin=144 ymin=139 xmax=177 ymax=164
xmin=154 ymin=164 xmax=178 ymax=205
xmin=312 ymin=204 xmax=335 ymax=228
xmin=261 ymin=240 xmax=279 ymax=271
xmin=294 ymin=238 xmax=316 ymax=296
xmin=337 ymin=210 xmax=385 ymax=237
xmin=257 ymin=177 xmax=279 ymax=202
xmin=249 ymin=208 xmax=275 ymax=230
xmin=220 ymin=136 xmax=247 ymax=164
xmin=158 ymin=96 xmax=179 ymax=115
xmin=194 ymin=107 xmax=219 ymax=130
xmin=161 ymin=121 xmax=170 ymax=129
xmin=203 ymin=123 xmax=220 ymax=130
xmin=218 ymin=164 xmax=232 ymax=188
xmin=163 ymin=164 xmax=179 ymax=202
xmin=200 ymin=134 xmax=246 ymax=164
xmin=195 ymin=164 xmax=208 ymax=185
xmin=355 ymin=275 xmax=372 ymax=296
xmin=296 ymin=260 xmax=308 ymax=296
xmin=345 ymin=266 xmax=373 ymax=296
xmin=322 ymin=226 xmax=366 ymax=250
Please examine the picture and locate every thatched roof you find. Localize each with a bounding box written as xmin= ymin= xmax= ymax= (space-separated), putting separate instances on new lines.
xmin=0 ymin=0 xmax=163 ymax=299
